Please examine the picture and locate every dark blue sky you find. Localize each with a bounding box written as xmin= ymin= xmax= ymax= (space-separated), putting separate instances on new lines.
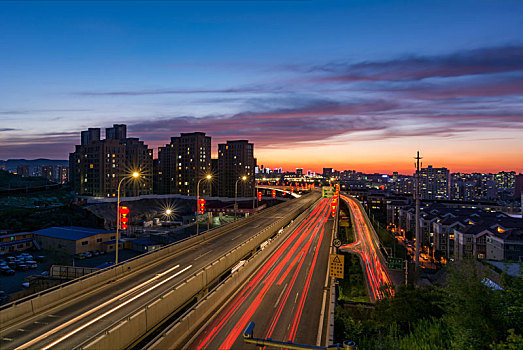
xmin=1 ymin=0 xmax=522 ymax=172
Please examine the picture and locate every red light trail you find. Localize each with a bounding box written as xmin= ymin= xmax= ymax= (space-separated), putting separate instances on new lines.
xmin=191 ymin=198 xmax=332 ymax=349
xmin=339 ymin=195 xmax=394 ymax=301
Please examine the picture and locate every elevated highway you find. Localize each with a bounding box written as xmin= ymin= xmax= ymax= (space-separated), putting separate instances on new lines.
xmin=0 ymin=191 xmax=320 ymax=350
xmin=339 ymin=194 xmax=394 ymax=301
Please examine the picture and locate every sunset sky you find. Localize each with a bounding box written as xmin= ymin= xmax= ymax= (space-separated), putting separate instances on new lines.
xmin=1 ymin=0 xmax=522 ymax=174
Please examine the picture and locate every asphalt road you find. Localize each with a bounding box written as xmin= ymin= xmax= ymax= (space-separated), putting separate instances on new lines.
xmin=339 ymin=195 xmax=394 ymax=302
xmin=188 ymin=198 xmax=334 ymax=350
xmin=0 ymin=193 xmax=318 ymax=350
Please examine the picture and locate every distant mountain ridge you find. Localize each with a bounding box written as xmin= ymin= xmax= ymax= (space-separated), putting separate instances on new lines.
xmin=0 ymin=159 xmax=69 ymax=172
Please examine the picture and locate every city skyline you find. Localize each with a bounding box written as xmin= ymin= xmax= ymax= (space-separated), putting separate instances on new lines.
xmin=1 ymin=1 xmax=523 ymax=174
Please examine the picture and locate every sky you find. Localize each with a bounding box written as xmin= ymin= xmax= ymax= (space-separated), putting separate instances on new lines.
xmin=1 ymin=0 xmax=522 ymax=174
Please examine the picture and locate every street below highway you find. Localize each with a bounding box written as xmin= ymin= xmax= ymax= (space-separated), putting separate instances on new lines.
xmin=339 ymin=195 xmax=394 ymax=302
xmin=188 ymin=198 xmax=333 ymax=350
xmin=0 ymin=193 xmax=318 ymax=350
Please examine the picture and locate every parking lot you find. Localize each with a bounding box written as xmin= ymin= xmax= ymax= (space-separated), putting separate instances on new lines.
xmin=0 ymin=249 xmax=142 ymax=299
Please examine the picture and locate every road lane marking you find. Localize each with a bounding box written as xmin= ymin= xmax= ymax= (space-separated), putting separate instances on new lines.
xmin=273 ymin=283 xmax=287 ymax=308
xmin=194 ymin=250 xmax=213 ymax=261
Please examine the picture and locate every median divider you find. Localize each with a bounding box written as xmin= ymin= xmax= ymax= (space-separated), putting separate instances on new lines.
xmin=80 ymin=193 xmax=320 ymax=350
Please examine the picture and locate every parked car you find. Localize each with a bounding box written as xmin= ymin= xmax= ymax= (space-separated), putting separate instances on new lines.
xmin=35 ymin=255 xmax=45 ymax=262
xmin=16 ymin=264 xmax=30 ymax=271
xmin=74 ymin=253 xmax=85 ymax=260
xmin=6 ymin=257 xmax=16 ymax=263
xmin=97 ymin=250 xmax=106 ymax=255
xmin=25 ymin=261 xmax=38 ymax=269
xmin=92 ymin=250 xmax=100 ymax=256
xmin=0 ymin=266 xmax=15 ymax=276
xmin=0 ymin=291 xmax=8 ymax=304
xmin=83 ymin=251 xmax=92 ymax=258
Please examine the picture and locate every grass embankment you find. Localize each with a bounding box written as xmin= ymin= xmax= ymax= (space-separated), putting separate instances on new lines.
xmin=338 ymin=253 xmax=369 ymax=303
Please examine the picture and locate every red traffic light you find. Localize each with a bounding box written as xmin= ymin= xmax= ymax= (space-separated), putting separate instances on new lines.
xmin=257 ymin=191 xmax=262 ymax=201
xmin=120 ymin=217 xmax=128 ymax=224
xmin=121 ymin=224 xmax=128 ymax=230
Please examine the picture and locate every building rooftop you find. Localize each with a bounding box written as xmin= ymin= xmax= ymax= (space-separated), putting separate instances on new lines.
xmin=33 ymin=226 xmax=112 ymax=241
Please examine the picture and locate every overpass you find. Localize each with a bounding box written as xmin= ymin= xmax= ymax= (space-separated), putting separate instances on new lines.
xmin=339 ymin=194 xmax=394 ymax=302
xmin=0 ymin=191 xmax=320 ymax=349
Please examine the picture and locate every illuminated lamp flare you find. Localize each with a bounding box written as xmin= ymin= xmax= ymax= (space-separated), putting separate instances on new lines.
xmin=120 ymin=217 xmax=128 ymax=224
xmin=121 ymin=224 xmax=128 ymax=230
xmin=257 ymin=191 xmax=262 ymax=201
xmin=272 ymin=190 xmax=276 ymax=198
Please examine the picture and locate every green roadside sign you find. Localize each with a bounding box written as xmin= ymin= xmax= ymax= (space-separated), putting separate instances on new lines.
xmin=387 ymin=257 xmax=403 ymax=270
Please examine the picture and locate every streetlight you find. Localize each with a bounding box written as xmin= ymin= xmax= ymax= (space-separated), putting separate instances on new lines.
xmin=196 ymin=174 xmax=212 ymax=235
xmin=115 ymin=171 xmax=140 ymax=265
xmin=235 ymin=176 xmax=247 ymax=220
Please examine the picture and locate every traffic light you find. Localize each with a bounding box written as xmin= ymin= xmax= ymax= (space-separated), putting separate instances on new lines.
xmin=198 ymin=198 xmax=206 ymax=214
xmin=119 ymin=206 xmax=129 ymax=230
xmin=271 ymin=190 xmax=276 ymax=198
xmin=257 ymin=191 xmax=262 ymax=201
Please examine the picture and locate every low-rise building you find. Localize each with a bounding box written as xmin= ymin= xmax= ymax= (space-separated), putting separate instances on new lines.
xmin=33 ymin=226 xmax=115 ymax=255
xmin=0 ymin=232 xmax=35 ymax=255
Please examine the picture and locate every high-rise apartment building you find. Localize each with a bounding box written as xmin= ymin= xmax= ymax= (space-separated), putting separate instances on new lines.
xmin=56 ymin=165 xmax=69 ymax=184
xmin=106 ymin=124 xmax=127 ymax=140
xmin=419 ymin=165 xmax=450 ymax=200
xmin=70 ymin=124 xmax=153 ymax=197
xmin=156 ymin=132 xmax=212 ymax=196
xmin=41 ymin=165 xmax=55 ymax=182
xmin=16 ymin=165 xmax=30 ymax=178
xmin=217 ymin=140 xmax=256 ymax=198
xmin=81 ymin=128 xmax=101 ymax=146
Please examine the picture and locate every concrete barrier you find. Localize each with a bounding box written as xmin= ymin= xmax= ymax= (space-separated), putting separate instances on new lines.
xmin=81 ymin=195 xmax=319 ymax=350
xmin=145 ymin=198 xmax=318 ymax=349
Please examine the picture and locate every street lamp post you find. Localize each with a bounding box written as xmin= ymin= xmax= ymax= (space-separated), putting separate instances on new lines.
xmin=196 ymin=174 xmax=212 ymax=235
xmin=235 ymin=176 xmax=247 ymax=220
xmin=116 ymin=171 xmax=140 ymax=265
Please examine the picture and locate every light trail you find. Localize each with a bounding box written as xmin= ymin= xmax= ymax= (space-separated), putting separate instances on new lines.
xmin=17 ymin=264 xmax=193 ymax=350
xmin=193 ymin=198 xmax=332 ymax=349
xmin=339 ymin=195 xmax=394 ymax=300
xmin=15 ymin=264 xmax=181 ymax=350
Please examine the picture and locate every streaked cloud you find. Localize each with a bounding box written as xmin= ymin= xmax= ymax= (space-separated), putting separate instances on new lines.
xmin=311 ymin=45 xmax=523 ymax=82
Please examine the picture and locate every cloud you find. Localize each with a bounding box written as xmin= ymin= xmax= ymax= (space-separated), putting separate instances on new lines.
xmin=0 ymin=128 xmax=17 ymax=132
xmin=129 ymin=98 xmax=398 ymax=147
xmin=312 ymin=45 xmax=523 ymax=83
xmin=76 ymin=86 xmax=286 ymax=97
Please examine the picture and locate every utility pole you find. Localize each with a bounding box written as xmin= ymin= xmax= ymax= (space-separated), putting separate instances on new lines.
xmin=414 ymin=151 xmax=422 ymax=271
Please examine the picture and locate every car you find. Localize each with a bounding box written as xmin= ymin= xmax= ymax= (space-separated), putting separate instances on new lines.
xmin=0 ymin=291 xmax=8 ymax=304
xmin=97 ymin=250 xmax=106 ymax=255
xmin=35 ymin=255 xmax=45 ymax=262
xmin=0 ymin=266 xmax=15 ymax=276
xmin=92 ymin=250 xmax=100 ymax=256
xmin=16 ymin=264 xmax=30 ymax=271
xmin=25 ymin=261 xmax=38 ymax=268
xmin=6 ymin=257 xmax=16 ymax=263
xmin=74 ymin=254 xmax=85 ymax=260
xmin=83 ymin=251 xmax=92 ymax=258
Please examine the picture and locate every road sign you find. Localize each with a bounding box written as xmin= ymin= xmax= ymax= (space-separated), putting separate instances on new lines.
xmin=329 ymin=254 xmax=344 ymax=278
xmin=333 ymin=239 xmax=342 ymax=248
xmin=322 ymin=186 xmax=335 ymax=198
xmin=387 ymin=257 xmax=403 ymax=270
